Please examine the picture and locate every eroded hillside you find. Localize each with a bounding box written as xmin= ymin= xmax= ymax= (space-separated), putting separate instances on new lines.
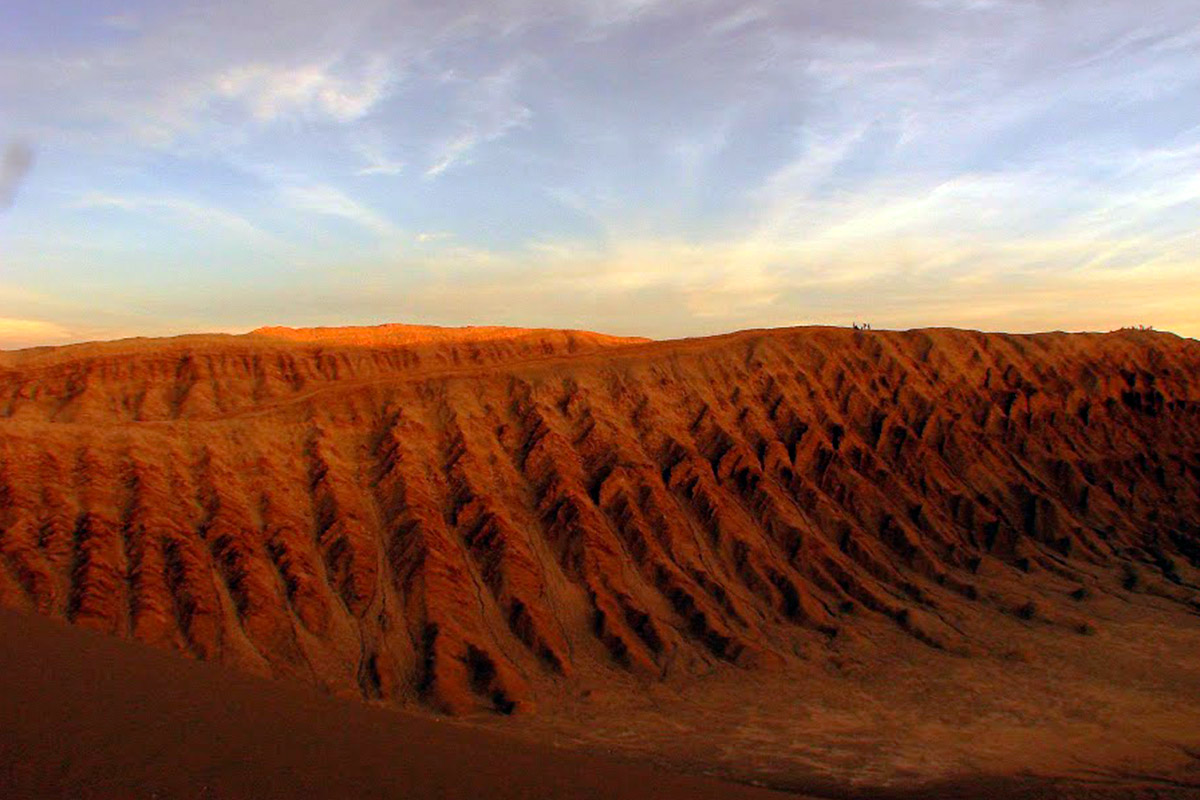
xmin=1 ymin=325 xmax=1198 ymax=715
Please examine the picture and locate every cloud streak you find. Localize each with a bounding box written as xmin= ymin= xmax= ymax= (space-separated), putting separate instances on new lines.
xmin=214 ymin=58 xmax=394 ymax=124
xmin=73 ymin=191 xmax=277 ymax=245
xmin=280 ymin=184 xmax=402 ymax=240
xmin=424 ymin=63 xmax=533 ymax=177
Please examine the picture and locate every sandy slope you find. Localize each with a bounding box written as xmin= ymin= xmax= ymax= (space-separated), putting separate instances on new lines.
xmin=0 ymin=607 xmax=793 ymax=800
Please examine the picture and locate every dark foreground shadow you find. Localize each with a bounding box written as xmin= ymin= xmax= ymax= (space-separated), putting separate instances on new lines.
xmin=3 ymin=607 xmax=1198 ymax=800
xmin=0 ymin=607 xmax=792 ymax=800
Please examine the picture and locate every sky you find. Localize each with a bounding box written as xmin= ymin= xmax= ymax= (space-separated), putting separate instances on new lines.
xmin=1 ymin=0 xmax=1199 ymax=348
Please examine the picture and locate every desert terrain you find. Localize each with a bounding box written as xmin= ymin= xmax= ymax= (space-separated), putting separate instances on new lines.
xmin=1 ymin=323 xmax=1199 ymax=797
xmin=0 ymin=606 xmax=792 ymax=799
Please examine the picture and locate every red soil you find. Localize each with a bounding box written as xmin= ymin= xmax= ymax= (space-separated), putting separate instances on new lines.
xmin=0 ymin=606 xmax=791 ymax=799
xmin=1 ymin=322 xmax=1199 ymax=795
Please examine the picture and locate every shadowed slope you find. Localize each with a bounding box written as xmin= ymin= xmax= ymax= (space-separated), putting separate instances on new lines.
xmin=0 ymin=324 xmax=1198 ymax=716
xmin=0 ymin=606 xmax=792 ymax=800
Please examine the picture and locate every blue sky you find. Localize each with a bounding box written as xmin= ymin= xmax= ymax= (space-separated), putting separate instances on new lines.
xmin=1 ymin=0 xmax=1199 ymax=347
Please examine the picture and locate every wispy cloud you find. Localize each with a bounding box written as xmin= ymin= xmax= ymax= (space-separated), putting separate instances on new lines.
xmin=214 ymin=57 xmax=394 ymax=124
xmin=355 ymin=150 xmax=405 ymax=176
xmin=73 ymin=191 xmax=277 ymax=245
xmin=425 ymin=63 xmax=532 ymax=177
xmin=280 ymin=183 xmax=401 ymax=239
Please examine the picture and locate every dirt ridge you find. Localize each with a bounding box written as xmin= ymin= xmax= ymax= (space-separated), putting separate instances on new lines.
xmin=1 ymin=324 xmax=1198 ymax=715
